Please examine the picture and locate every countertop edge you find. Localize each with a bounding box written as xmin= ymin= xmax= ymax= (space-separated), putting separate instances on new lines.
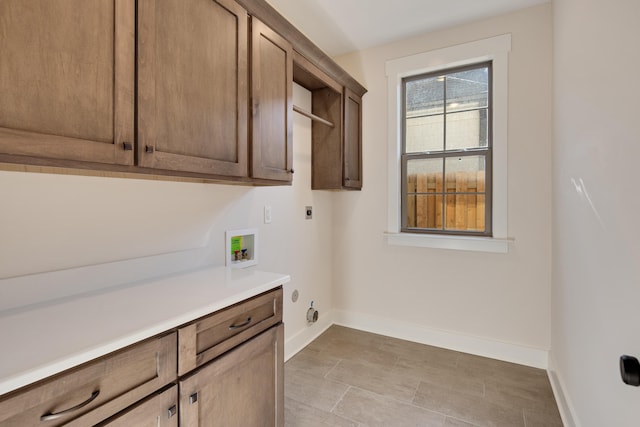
xmin=0 ymin=267 xmax=290 ymax=396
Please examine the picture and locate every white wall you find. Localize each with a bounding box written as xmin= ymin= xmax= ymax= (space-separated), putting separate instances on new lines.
xmin=0 ymin=84 xmax=332 ymax=349
xmin=331 ymin=4 xmax=553 ymax=363
xmin=551 ymin=0 xmax=640 ymax=425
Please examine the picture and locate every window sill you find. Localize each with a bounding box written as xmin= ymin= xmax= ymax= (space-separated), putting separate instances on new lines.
xmin=384 ymin=232 xmax=512 ymax=253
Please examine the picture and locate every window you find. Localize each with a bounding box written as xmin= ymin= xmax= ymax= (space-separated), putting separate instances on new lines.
xmin=385 ymin=34 xmax=511 ymax=252
xmin=402 ymin=63 xmax=492 ymax=236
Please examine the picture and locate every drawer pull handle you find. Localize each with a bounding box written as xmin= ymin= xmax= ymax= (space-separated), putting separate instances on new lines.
xmin=40 ymin=390 xmax=100 ymax=421
xmin=189 ymin=392 xmax=199 ymax=404
xmin=229 ymin=317 xmax=252 ymax=330
xmin=167 ymin=405 xmax=177 ymax=418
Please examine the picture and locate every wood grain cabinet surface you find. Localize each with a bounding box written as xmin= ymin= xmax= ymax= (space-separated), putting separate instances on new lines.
xmin=0 ymin=0 xmax=364 ymax=186
xmin=293 ymin=53 xmax=364 ymax=190
xmin=342 ymin=88 xmax=363 ymax=189
xmin=179 ymin=324 xmax=284 ymax=427
xmin=0 ymin=286 xmax=285 ymax=426
xmin=0 ymin=333 xmax=176 ymax=427
xmin=178 ymin=287 xmax=283 ymax=376
xmin=0 ymin=0 xmax=135 ymax=166
xmin=250 ymin=18 xmax=294 ymax=182
xmin=100 ymin=385 xmax=178 ymax=427
xmin=137 ymin=0 xmax=249 ymax=178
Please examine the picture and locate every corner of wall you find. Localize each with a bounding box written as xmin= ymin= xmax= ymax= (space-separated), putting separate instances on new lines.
xmin=284 ymin=309 xmax=336 ymax=361
xmin=547 ymin=351 xmax=579 ymax=427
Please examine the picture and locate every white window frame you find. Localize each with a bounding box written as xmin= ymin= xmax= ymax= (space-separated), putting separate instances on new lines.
xmin=385 ymin=34 xmax=511 ymax=253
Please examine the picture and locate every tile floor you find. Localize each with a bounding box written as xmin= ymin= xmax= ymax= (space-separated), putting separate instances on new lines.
xmin=284 ymin=326 xmax=563 ymax=427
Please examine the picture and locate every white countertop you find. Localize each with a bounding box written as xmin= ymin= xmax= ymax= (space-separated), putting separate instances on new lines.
xmin=0 ymin=266 xmax=290 ymax=396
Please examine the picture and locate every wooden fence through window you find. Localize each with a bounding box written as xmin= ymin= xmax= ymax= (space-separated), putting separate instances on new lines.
xmin=407 ymin=171 xmax=485 ymax=231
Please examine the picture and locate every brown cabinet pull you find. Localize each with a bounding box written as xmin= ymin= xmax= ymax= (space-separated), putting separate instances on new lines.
xmin=122 ymin=142 xmax=133 ymax=151
xmin=228 ymin=317 xmax=252 ymax=330
xmin=167 ymin=405 xmax=177 ymax=418
xmin=40 ymin=390 xmax=100 ymax=421
xmin=145 ymin=145 xmax=155 ymax=153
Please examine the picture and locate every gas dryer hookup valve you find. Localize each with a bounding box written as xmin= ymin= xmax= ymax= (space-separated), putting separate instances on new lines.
xmin=307 ymin=301 xmax=319 ymax=323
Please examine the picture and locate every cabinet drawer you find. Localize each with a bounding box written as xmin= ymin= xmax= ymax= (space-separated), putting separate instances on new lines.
xmin=0 ymin=332 xmax=177 ymax=427
xmin=178 ymin=287 xmax=282 ymax=375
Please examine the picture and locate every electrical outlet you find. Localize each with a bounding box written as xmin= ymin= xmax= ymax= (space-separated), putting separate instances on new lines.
xmin=264 ymin=205 xmax=272 ymax=224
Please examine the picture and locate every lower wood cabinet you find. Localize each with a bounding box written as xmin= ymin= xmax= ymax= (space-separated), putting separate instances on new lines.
xmin=179 ymin=324 xmax=284 ymax=427
xmin=0 ymin=287 xmax=284 ymax=427
xmin=0 ymin=333 xmax=176 ymax=427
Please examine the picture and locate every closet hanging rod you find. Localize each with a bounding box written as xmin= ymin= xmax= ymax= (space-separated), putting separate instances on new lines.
xmin=293 ymin=105 xmax=334 ymax=128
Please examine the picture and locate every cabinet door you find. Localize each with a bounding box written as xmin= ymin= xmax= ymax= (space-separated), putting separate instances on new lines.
xmin=101 ymin=386 xmax=178 ymax=427
xmin=0 ymin=0 xmax=134 ymax=166
xmin=343 ymin=88 xmax=363 ymax=189
xmin=137 ymin=0 xmax=248 ymax=177
xmin=250 ymin=18 xmax=293 ymax=182
xmin=179 ymin=324 xmax=284 ymax=427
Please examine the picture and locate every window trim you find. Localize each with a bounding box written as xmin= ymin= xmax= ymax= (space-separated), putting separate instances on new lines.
xmin=401 ymin=62 xmax=493 ymax=236
xmin=385 ymin=34 xmax=511 ymax=253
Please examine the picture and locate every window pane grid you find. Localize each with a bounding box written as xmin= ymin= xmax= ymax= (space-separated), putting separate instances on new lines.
xmin=402 ymin=62 xmax=492 ymax=236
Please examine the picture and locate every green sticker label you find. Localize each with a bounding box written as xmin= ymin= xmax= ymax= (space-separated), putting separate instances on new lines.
xmin=230 ymin=236 xmax=243 ymax=253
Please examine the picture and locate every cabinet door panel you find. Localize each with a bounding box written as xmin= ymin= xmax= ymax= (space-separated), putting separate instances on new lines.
xmin=0 ymin=0 xmax=134 ymax=165
xmin=251 ymin=18 xmax=293 ymax=182
xmin=179 ymin=324 xmax=284 ymax=427
xmin=138 ymin=0 xmax=248 ymax=177
xmin=101 ymin=386 xmax=178 ymax=427
xmin=343 ymin=88 xmax=363 ymax=189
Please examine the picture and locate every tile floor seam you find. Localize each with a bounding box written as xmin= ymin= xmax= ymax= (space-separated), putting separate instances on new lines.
xmin=352 ymin=384 xmax=450 ymax=421
xmin=284 ymin=326 xmax=563 ymax=427
xmin=445 ymin=415 xmax=483 ymax=427
xmin=323 ymin=358 xmax=343 ymax=380
xmin=328 ymin=384 xmax=353 ymax=414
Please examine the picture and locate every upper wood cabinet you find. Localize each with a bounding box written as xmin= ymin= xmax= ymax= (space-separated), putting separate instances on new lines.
xmin=137 ymin=0 xmax=249 ymax=177
xmin=293 ymin=52 xmax=363 ymax=190
xmin=343 ymin=88 xmax=363 ymax=189
xmin=250 ymin=18 xmax=293 ymax=182
xmin=0 ymin=0 xmax=364 ymax=186
xmin=0 ymin=0 xmax=135 ymax=166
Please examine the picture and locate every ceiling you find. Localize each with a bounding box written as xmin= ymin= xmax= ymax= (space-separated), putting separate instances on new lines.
xmin=265 ymin=0 xmax=549 ymax=57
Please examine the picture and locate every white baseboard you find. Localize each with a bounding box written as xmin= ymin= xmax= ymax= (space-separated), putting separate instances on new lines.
xmin=285 ymin=308 xmax=548 ymax=369
xmin=284 ymin=310 xmax=336 ymax=361
xmin=332 ymin=309 xmax=549 ymax=369
xmin=548 ymin=352 xmax=579 ymax=427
